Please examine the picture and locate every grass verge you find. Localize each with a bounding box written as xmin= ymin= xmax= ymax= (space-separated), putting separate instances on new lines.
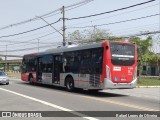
xmin=137 ymin=77 xmax=160 ymax=86
xmin=6 ymin=72 xmax=21 ymax=79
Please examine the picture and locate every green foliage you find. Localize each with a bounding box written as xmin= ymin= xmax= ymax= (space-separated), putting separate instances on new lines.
xmin=0 ymin=64 xmax=4 ymax=68
xmin=67 ymin=28 xmax=110 ymax=43
xmin=87 ymin=28 xmax=110 ymax=42
xmin=108 ymin=37 xmax=124 ymax=41
xmin=68 ymin=30 xmax=85 ymax=42
xmin=129 ymin=36 xmax=152 ymax=56
xmin=142 ymin=52 xmax=160 ymax=64
xmin=129 ymin=36 xmax=153 ymax=75
xmin=130 ymin=36 xmax=160 ymax=77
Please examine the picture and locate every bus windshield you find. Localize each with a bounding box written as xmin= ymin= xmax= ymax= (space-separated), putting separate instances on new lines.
xmin=110 ymin=42 xmax=135 ymax=66
xmin=21 ymin=55 xmax=37 ymax=73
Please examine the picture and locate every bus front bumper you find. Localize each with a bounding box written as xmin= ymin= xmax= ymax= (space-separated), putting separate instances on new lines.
xmin=103 ymin=78 xmax=137 ymax=89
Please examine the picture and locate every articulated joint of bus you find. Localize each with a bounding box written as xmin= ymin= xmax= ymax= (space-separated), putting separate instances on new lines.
xmin=103 ymin=65 xmax=137 ymax=89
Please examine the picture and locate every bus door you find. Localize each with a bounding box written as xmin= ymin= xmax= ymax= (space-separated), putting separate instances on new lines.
xmin=37 ymin=57 xmax=42 ymax=81
xmin=53 ymin=55 xmax=62 ymax=84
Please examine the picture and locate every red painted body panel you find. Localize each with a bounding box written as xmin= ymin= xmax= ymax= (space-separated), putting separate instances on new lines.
xmin=101 ymin=41 xmax=137 ymax=83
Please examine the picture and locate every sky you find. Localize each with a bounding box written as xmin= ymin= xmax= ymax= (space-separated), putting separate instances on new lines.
xmin=0 ymin=0 xmax=159 ymax=59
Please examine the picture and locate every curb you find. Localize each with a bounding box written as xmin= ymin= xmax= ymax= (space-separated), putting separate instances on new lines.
xmin=136 ymin=86 xmax=160 ymax=88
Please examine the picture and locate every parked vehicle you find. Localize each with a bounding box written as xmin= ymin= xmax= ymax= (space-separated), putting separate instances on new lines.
xmin=0 ymin=71 xmax=9 ymax=85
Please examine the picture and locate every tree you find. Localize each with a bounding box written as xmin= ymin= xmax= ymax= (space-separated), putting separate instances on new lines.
xmin=67 ymin=30 xmax=86 ymax=44
xmin=85 ymin=27 xmax=110 ymax=42
xmin=0 ymin=58 xmax=3 ymax=68
xmin=129 ymin=36 xmax=153 ymax=76
xmin=67 ymin=28 xmax=111 ymax=44
xmin=108 ymin=36 xmax=124 ymax=41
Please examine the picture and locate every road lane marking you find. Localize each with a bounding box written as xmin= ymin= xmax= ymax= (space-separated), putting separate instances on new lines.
xmin=119 ymin=93 xmax=160 ymax=101
xmin=7 ymin=80 xmax=160 ymax=111
xmin=14 ymin=79 xmax=160 ymax=101
xmin=102 ymin=91 xmax=160 ymax=101
xmin=79 ymin=95 xmax=159 ymax=111
xmin=0 ymin=88 xmax=98 ymax=120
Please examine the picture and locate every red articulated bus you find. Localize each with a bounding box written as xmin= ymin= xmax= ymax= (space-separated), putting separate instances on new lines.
xmin=21 ymin=41 xmax=137 ymax=91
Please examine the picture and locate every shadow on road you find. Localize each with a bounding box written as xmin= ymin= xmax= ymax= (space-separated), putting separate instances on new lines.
xmin=0 ymin=84 xmax=8 ymax=86
xmin=14 ymin=81 xmax=127 ymax=98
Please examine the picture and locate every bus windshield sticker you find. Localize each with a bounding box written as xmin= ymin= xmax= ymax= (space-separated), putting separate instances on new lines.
xmin=113 ymin=67 xmax=121 ymax=71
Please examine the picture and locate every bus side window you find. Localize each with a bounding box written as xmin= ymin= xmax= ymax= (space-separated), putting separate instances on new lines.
xmin=80 ymin=50 xmax=91 ymax=74
xmin=42 ymin=55 xmax=53 ymax=73
xmin=91 ymin=48 xmax=103 ymax=74
xmin=22 ymin=63 xmax=27 ymax=73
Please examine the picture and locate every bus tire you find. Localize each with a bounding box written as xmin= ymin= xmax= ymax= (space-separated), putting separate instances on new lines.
xmin=66 ymin=77 xmax=74 ymax=92
xmin=29 ymin=75 xmax=34 ymax=85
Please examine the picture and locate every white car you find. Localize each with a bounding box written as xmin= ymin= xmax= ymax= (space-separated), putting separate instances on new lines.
xmin=0 ymin=71 xmax=9 ymax=85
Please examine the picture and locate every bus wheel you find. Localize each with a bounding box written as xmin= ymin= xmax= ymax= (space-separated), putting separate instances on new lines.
xmin=66 ymin=77 xmax=74 ymax=92
xmin=29 ymin=75 xmax=34 ymax=85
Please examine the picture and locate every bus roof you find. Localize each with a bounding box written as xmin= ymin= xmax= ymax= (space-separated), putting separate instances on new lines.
xmin=39 ymin=42 xmax=103 ymax=56
xmin=24 ymin=41 xmax=135 ymax=57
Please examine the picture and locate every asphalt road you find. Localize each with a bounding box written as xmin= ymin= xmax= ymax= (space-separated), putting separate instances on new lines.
xmin=0 ymin=79 xmax=159 ymax=120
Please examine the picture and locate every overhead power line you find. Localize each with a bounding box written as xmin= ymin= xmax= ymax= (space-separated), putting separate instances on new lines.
xmin=0 ymin=0 xmax=93 ymax=31
xmin=116 ymin=30 xmax=160 ymax=38
xmin=8 ymin=35 xmax=62 ymax=48
xmin=4 ymin=30 xmax=61 ymax=46
xmin=67 ymin=3 xmax=159 ymax=27
xmin=65 ymin=0 xmax=93 ymax=9
xmin=67 ymin=0 xmax=156 ymax=20
xmin=0 ymin=42 xmax=62 ymax=52
xmin=1 ymin=30 xmax=159 ymax=53
xmin=67 ymin=13 xmax=160 ymax=29
xmin=0 ymin=18 xmax=61 ymax=39
xmin=111 ymin=23 xmax=159 ymax=35
xmin=44 ymin=0 xmax=94 ymax=19
xmin=41 ymin=0 xmax=93 ymax=18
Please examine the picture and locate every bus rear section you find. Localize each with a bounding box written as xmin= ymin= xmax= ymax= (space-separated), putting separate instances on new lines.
xmin=103 ymin=41 xmax=137 ymax=89
xmin=21 ymin=54 xmax=37 ymax=83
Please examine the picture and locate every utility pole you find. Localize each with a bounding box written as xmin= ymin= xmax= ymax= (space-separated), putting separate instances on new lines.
xmin=62 ymin=6 xmax=66 ymax=46
xmin=5 ymin=45 xmax=7 ymax=72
